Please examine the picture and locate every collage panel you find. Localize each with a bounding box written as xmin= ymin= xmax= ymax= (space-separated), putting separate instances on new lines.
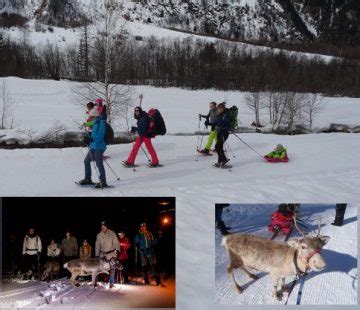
xmin=215 ymin=203 xmax=358 ymax=305
xmin=1 ymin=197 xmax=175 ymax=309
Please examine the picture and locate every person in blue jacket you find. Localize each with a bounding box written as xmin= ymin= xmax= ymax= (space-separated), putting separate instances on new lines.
xmin=134 ymin=223 xmax=161 ymax=286
xmin=215 ymin=102 xmax=231 ymax=166
xmin=79 ymin=116 xmax=108 ymax=188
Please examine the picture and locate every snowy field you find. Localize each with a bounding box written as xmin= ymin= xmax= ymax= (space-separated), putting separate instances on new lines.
xmin=215 ymin=204 xmax=357 ymax=305
xmin=1 ymin=77 xmax=360 ymax=138
xmin=0 ymin=277 xmax=175 ymax=308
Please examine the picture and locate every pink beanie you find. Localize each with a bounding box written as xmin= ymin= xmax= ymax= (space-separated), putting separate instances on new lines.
xmin=95 ymin=98 xmax=103 ymax=106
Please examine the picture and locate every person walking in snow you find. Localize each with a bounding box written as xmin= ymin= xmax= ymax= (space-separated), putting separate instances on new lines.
xmin=22 ymin=227 xmax=42 ymax=280
xmin=117 ymin=231 xmax=131 ymax=283
xmin=198 ymin=101 xmax=218 ymax=154
xmin=95 ymin=221 xmax=120 ymax=288
xmin=47 ymin=239 xmax=61 ymax=263
xmin=215 ymin=204 xmax=230 ymax=235
xmin=134 ymin=223 xmax=161 ymax=286
xmin=331 ymin=203 xmax=347 ymax=226
xmin=78 ymin=114 xmax=108 ymax=188
xmin=61 ymin=231 xmax=78 ymax=264
xmin=79 ymin=239 xmax=92 ymax=260
xmin=122 ymin=106 xmax=160 ymax=167
xmin=214 ymin=103 xmax=231 ymax=166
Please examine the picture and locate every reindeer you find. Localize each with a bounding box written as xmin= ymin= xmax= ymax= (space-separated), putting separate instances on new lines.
xmin=222 ymin=218 xmax=330 ymax=300
xmin=64 ymin=258 xmax=110 ymax=287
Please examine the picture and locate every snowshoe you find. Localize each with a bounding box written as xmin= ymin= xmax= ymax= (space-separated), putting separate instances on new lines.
xmin=95 ymin=182 xmax=109 ymax=189
xmin=197 ymin=149 xmax=212 ymax=156
xmin=213 ymin=162 xmax=232 ymax=169
xmin=77 ymin=179 xmax=95 ymax=186
xmin=147 ymin=163 xmax=163 ymax=168
xmin=121 ymin=161 xmax=138 ymax=168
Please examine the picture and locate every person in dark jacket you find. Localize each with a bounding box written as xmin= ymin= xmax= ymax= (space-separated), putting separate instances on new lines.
xmin=214 ymin=103 xmax=231 ymax=166
xmin=134 ymin=223 xmax=161 ymax=286
xmin=215 ymin=204 xmax=230 ymax=235
xmin=331 ymin=204 xmax=347 ymax=226
xmin=123 ymin=106 xmax=159 ymax=167
xmin=79 ymin=115 xmax=108 ymax=188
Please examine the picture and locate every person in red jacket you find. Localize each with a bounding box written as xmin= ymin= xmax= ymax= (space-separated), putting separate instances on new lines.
xmin=117 ymin=232 xmax=131 ymax=283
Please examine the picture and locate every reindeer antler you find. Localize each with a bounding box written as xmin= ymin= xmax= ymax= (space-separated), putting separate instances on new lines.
xmin=292 ymin=216 xmax=305 ymax=238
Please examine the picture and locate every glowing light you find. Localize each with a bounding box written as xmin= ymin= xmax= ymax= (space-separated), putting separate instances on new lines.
xmin=162 ymin=217 xmax=170 ymax=225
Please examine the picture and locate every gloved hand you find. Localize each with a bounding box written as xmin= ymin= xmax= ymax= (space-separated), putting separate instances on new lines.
xmin=198 ymin=114 xmax=202 ymax=121
xmin=131 ymin=126 xmax=137 ymax=133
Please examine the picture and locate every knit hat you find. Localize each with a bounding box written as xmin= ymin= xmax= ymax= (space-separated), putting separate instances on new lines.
xmin=275 ymin=144 xmax=284 ymax=151
xmin=95 ymin=98 xmax=103 ymax=106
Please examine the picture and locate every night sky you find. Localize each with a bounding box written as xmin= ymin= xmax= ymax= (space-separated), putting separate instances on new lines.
xmin=2 ymin=197 xmax=175 ymax=273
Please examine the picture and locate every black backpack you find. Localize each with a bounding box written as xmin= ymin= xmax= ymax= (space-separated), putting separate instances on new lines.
xmin=149 ymin=109 xmax=166 ymax=136
xmin=104 ymin=122 xmax=114 ymax=144
xmin=229 ymin=106 xmax=238 ymax=131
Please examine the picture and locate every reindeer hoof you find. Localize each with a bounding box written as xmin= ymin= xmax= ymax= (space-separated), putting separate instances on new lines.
xmin=235 ymin=285 xmax=243 ymax=293
xmin=273 ymin=292 xmax=283 ymax=301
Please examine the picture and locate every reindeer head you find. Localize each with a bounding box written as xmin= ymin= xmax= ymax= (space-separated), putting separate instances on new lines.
xmin=288 ymin=217 xmax=330 ymax=271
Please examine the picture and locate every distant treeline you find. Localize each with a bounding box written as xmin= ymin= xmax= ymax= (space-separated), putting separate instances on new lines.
xmin=0 ymin=35 xmax=359 ymax=97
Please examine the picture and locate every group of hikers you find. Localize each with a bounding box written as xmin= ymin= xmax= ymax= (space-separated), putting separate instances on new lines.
xmin=21 ymin=221 xmax=162 ymax=287
xmin=78 ymin=98 xmax=289 ymax=187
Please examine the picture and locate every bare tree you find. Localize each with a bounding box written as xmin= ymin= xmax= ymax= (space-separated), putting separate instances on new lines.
xmin=302 ymin=93 xmax=324 ymax=132
xmin=73 ymin=81 xmax=133 ymax=125
xmin=42 ymin=42 xmax=63 ymax=80
xmin=73 ymin=0 xmax=132 ymax=125
xmin=245 ymin=92 xmax=263 ymax=127
xmin=0 ymin=81 xmax=15 ymax=129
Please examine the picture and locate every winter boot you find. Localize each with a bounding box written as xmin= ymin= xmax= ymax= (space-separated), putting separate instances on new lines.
xmin=95 ymin=181 xmax=108 ymax=189
xmin=148 ymin=163 xmax=160 ymax=167
xmin=122 ymin=160 xmax=136 ymax=168
xmin=78 ymin=178 xmax=94 ymax=185
xmin=199 ymin=149 xmax=210 ymax=154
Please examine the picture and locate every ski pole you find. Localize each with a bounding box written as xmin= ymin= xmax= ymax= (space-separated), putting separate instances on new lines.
xmin=103 ymin=158 xmax=120 ymax=181
xmin=195 ymin=124 xmax=206 ymax=162
xmin=225 ymin=142 xmax=236 ymax=158
xmin=232 ymin=133 xmax=263 ymax=159
xmin=195 ymin=116 xmax=201 ymax=150
xmin=140 ymin=145 xmax=151 ymax=162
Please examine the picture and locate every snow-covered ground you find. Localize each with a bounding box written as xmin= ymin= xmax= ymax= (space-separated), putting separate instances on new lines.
xmin=0 ymin=277 xmax=175 ymax=308
xmin=215 ymin=204 xmax=357 ymax=305
xmin=1 ymin=77 xmax=360 ymax=139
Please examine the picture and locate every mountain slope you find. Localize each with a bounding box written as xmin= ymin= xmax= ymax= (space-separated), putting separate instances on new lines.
xmin=1 ymin=0 xmax=359 ymax=45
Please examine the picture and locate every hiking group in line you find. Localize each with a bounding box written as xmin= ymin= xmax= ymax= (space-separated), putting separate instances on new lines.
xmin=77 ymin=98 xmax=288 ymax=187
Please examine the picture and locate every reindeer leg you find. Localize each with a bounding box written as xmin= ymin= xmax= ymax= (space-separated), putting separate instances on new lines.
xmin=70 ymin=271 xmax=81 ymax=287
xmin=240 ymin=267 xmax=258 ymax=280
xmin=270 ymin=275 xmax=282 ymax=300
xmin=227 ymin=264 xmax=243 ymax=293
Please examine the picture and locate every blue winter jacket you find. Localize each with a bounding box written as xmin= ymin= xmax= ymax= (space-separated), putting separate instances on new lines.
xmin=216 ymin=110 xmax=231 ymax=132
xmin=90 ymin=118 xmax=107 ymax=151
xmin=134 ymin=111 xmax=150 ymax=137
xmin=134 ymin=231 xmax=157 ymax=250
